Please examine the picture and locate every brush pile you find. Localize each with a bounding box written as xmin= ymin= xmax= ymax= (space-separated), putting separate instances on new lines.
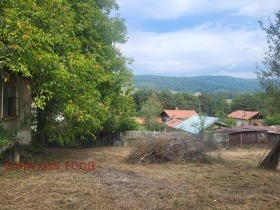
xmin=259 ymin=139 xmax=280 ymax=170
xmin=125 ymin=135 xmax=220 ymax=164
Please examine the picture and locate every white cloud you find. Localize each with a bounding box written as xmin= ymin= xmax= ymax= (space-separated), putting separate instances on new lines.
xmin=117 ymin=0 xmax=200 ymax=19
xmin=117 ymin=0 xmax=280 ymax=19
xmin=115 ymin=0 xmax=278 ymax=78
xmin=119 ymin=22 xmax=267 ymax=77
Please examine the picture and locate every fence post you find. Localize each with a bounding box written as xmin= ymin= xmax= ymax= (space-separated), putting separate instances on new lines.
xmin=14 ymin=143 xmax=20 ymax=162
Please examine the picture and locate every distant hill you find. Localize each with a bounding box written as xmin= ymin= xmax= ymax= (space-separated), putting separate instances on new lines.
xmin=133 ymin=75 xmax=261 ymax=93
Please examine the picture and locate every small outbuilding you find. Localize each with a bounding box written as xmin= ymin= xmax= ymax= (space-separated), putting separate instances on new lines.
xmin=215 ymin=125 xmax=280 ymax=148
xmin=176 ymin=116 xmax=228 ymax=135
xmin=227 ymin=110 xmax=262 ymax=126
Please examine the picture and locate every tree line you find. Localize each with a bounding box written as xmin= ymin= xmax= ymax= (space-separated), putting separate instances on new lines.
xmin=132 ymin=89 xmax=270 ymax=130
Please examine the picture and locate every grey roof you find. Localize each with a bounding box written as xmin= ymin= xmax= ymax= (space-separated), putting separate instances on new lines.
xmin=176 ymin=116 xmax=219 ymax=134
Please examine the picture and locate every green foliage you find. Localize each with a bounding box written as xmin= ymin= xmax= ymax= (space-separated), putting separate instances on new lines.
xmin=118 ymin=118 xmax=141 ymax=131
xmin=157 ymin=90 xmax=176 ymax=109
xmin=257 ymin=10 xmax=280 ymax=115
xmin=219 ymin=117 xmax=236 ymax=127
xmin=132 ymin=89 xmax=154 ymax=111
xmin=231 ymin=93 xmax=268 ymax=114
xmin=0 ymin=0 xmax=134 ymax=143
xmin=134 ymin=75 xmax=260 ymax=93
xmin=133 ymin=90 xmax=232 ymax=121
xmin=198 ymin=93 xmax=230 ymax=117
xmin=190 ymin=115 xmax=208 ymax=140
xmin=139 ymin=93 xmax=163 ymax=131
xmin=133 ymin=89 xmax=200 ymax=111
xmin=20 ymin=141 xmax=49 ymax=162
xmin=145 ymin=121 xmax=162 ymax=131
xmin=263 ymin=116 xmax=280 ymax=126
xmin=0 ymin=124 xmax=15 ymax=156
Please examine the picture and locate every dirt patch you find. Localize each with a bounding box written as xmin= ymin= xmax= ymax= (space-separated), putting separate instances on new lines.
xmin=0 ymin=147 xmax=280 ymax=209
xmin=95 ymin=166 xmax=191 ymax=209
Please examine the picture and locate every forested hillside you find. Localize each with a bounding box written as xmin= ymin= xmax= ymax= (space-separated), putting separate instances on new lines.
xmin=133 ymin=75 xmax=260 ymax=93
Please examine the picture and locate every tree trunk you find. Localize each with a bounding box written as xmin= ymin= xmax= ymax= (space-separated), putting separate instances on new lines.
xmin=35 ymin=108 xmax=47 ymax=146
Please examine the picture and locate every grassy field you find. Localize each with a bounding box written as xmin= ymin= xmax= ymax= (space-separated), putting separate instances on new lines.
xmin=0 ymin=147 xmax=279 ymax=210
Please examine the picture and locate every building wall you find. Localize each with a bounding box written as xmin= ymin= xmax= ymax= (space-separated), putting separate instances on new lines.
xmin=235 ymin=119 xmax=249 ymax=126
xmin=0 ymin=77 xmax=31 ymax=145
xmin=267 ymin=133 xmax=280 ymax=143
xmin=229 ymin=131 xmax=269 ymax=147
xmin=235 ymin=119 xmax=263 ymax=126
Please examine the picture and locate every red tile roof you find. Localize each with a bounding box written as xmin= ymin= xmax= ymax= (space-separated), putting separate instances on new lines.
xmin=162 ymin=110 xmax=198 ymax=119
xmin=165 ymin=119 xmax=182 ymax=129
xmin=227 ymin=110 xmax=259 ymax=120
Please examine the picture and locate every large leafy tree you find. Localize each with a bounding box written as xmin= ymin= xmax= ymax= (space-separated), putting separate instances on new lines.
xmin=139 ymin=93 xmax=163 ymax=131
xmin=0 ymin=0 xmax=133 ymax=144
xmin=157 ymin=90 xmax=176 ymax=109
xmin=132 ymin=89 xmax=154 ymax=111
xmin=231 ymin=93 xmax=268 ymax=115
xmin=257 ymin=10 xmax=280 ymax=115
xmin=198 ymin=93 xmax=230 ymax=117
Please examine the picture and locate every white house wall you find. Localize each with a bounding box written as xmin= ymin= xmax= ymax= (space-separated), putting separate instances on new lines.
xmin=1 ymin=77 xmax=31 ymax=145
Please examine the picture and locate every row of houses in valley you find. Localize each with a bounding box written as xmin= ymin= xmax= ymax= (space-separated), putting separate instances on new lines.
xmin=131 ymin=109 xmax=277 ymax=148
xmin=160 ymin=109 xmax=228 ymax=133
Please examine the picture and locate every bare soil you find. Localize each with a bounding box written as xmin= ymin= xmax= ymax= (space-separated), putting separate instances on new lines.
xmin=0 ymin=147 xmax=280 ymax=210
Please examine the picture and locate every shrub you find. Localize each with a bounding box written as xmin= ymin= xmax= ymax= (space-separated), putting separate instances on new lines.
xmin=0 ymin=124 xmax=15 ymax=157
xmin=20 ymin=141 xmax=50 ymax=162
xmin=263 ymin=116 xmax=280 ymax=126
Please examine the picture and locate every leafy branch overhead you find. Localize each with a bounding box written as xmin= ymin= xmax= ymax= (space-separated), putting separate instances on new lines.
xmin=0 ymin=0 xmax=134 ymax=142
xmin=257 ymin=10 xmax=280 ymax=115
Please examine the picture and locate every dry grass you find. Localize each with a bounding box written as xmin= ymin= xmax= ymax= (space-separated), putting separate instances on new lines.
xmin=0 ymin=147 xmax=280 ymax=210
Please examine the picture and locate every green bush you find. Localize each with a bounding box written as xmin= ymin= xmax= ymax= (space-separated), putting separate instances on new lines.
xmin=0 ymin=125 xmax=15 ymax=148
xmin=0 ymin=124 xmax=15 ymax=156
xmin=263 ymin=116 xmax=280 ymax=126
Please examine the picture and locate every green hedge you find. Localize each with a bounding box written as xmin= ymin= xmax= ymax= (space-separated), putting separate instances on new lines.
xmin=263 ymin=116 xmax=280 ymax=126
xmin=0 ymin=124 xmax=15 ymax=156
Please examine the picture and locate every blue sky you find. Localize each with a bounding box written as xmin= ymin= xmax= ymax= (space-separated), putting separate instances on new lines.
xmin=115 ymin=0 xmax=280 ymax=78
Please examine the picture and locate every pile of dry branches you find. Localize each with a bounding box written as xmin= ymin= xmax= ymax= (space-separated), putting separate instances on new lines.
xmin=259 ymin=138 xmax=280 ymax=170
xmin=125 ymin=135 xmax=219 ymax=164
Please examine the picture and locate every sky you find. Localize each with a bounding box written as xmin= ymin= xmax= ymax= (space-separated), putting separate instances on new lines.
xmin=115 ymin=0 xmax=280 ymax=78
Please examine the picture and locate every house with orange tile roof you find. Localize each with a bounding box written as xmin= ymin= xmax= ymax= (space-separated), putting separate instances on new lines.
xmin=160 ymin=110 xmax=198 ymax=122
xmin=227 ymin=110 xmax=262 ymax=126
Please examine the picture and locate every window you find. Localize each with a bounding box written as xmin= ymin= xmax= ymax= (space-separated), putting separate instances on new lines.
xmin=3 ymin=83 xmax=20 ymax=118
